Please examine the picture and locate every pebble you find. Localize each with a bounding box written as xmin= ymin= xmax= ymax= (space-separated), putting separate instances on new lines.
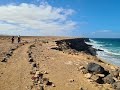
xmin=69 ymin=79 xmax=74 ymax=82
xmin=44 ymin=71 xmax=48 ymax=74
xmin=96 ymin=74 xmax=105 ymax=77
xmin=52 ymin=84 xmax=56 ymax=87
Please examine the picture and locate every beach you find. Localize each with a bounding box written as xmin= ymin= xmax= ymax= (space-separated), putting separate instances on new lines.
xmin=0 ymin=36 xmax=119 ymax=90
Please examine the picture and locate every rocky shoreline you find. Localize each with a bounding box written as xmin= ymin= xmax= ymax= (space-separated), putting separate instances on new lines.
xmin=54 ymin=38 xmax=120 ymax=90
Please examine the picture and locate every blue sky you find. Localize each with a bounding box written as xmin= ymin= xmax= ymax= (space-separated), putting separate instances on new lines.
xmin=0 ymin=0 xmax=120 ymax=38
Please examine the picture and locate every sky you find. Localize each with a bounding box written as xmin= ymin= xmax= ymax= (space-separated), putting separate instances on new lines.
xmin=0 ymin=0 xmax=120 ymax=38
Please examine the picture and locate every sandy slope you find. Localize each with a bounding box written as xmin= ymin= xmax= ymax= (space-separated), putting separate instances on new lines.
xmin=0 ymin=37 xmax=113 ymax=90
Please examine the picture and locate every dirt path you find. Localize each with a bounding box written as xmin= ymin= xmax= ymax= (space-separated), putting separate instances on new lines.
xmin=0 ymin=43 xmax=32 ymax=90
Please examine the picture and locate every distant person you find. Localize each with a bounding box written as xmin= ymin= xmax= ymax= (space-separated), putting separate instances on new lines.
xmin=18 ymin=35 xmax=21 ymax=43
xmin=11 ymin=36 xmax=14 ymax=43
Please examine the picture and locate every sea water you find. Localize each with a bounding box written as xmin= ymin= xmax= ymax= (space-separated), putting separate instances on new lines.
xmin=86 ymin=38 xmax=120 ymax=66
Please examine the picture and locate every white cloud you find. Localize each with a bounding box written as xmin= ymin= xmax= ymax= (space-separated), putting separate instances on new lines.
xmin=0 ymin=2 xmax=76 ymax=36
xmin=91 ymin=30 xmax=111 ymax=34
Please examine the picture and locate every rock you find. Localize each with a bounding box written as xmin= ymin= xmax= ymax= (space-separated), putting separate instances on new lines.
xmin=39 ymin=86 xmax=44 ymax=90
xmin=80 ymin=87 xmax=84 ymax=90
xmin=1 ymin=57 xmax=7 ymax=62
xmin=78 ymin=66 xmax=85 ymax=71
xmin=43 ymin=78 xmax=49 ymax=85
xmin=86 ymin=62 xmax=105 ymax=74
xmin=32 ymin=63 xmax=37 ymax=67
xmin=103 ymin=74 xmax=115 ymax=84
xmin=113 ymin=77 xmax=119 ymax=82
xmin=84 ymin=73 xmax=92 ymax=79
xmin=55 ymin=38 xmax=97 ymax=56
xmin=69 ymin=79 xmax=74 ymax=82
xmin=29 ymin=58 xmax=34 ymax=62
xmin=44 ymin=71 xmax=48 ymax=74
xmin=36 ymin=71 xmax=40 ymax=75
xmin=111 ymin=70 xmax=119 ymax=78
xmin=88 ymin=47 xmax=97 ymax=56
xmin=96 ymin=74 xmax=105 ymax=77
xmin=112 ymin=81 xmax=120 ymax=90
xmin=81 ymin=68 xmax=88 ymax=74
xmin=52 ymin=84 xmax=56 ymax=87
xmin=97 ymin=49 xmax=104 ymax=51
xmin=91 ymin=75 xmax=104 ymax=84
xmin=91 ymin=75 xmax=99 ymax=81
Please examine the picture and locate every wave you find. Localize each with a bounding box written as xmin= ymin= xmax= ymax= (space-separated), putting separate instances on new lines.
xmin=89 ymin=39 xmax=120 ymax=56
xmin=88 ymin=38 xmax=120 ymax=66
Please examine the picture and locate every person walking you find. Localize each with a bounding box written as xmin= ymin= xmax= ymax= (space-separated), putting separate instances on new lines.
xmin=18 ymin=35 xmax=21 ymax=43
xmin=11 ymin=36 xmax=14 ymax=43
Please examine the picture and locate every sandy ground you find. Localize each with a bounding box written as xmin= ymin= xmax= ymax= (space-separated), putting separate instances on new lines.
xmin=0 ymin=36 xmax=114 ymax=90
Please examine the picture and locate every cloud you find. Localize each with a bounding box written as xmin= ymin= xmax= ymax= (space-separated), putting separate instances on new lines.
xmin=0 ymin=2 xmax=76 ymax=36
xmin=92 ymin=30 xmax=111 ymax=34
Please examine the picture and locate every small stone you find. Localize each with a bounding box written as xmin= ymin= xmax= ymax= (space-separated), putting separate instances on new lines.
xmin=52 ymin=84 xmax=56 ymax=87
xmin=29 ymin=58 xmax=34 ymax=62
xmin=84 ymin=73 xmax=92 ymax=79
xmin=119 ymin=72 xmax=120 ymax=77
xmin=78 ymin=66 xmax=85 ymax=71
xmin=91 ymin=75 xmax=100 ymax=82
xmin=44 ymin=71 xmax=48 ymax=74
xmin=69 ymin=79 xmax=74 ymax=82
xmin=80 ymin=87 xmax=84 ymax=90
xmin=39 ymin=86 xmax=44 ymax=90
xmin=32 ymin=63 xmax=37 ymax=67
xmin=81 ymin=68 xmax=88 ymax=74
xmin=36 ymin=71 xmax=40 ymax=75
xmin=96 ymin=74 xmax=105 ymax=77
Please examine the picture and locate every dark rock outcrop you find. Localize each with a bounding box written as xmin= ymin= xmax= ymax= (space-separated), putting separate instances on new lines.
xmin=55 ymin=38 xmax=96 ymax=56
xmin=86 ymin=62 xmax=105 ymax=74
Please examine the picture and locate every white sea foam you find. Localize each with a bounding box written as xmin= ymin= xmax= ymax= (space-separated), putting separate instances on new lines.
xmin=87 ymin=39 xmax=120 ymax=66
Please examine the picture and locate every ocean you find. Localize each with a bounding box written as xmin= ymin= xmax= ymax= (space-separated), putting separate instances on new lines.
xmin=86 ymin=38 xmax=120 ymax=66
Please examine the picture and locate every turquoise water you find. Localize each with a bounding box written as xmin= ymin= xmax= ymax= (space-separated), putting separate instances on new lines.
xmin=87 ymin=38 xmax=120 ymax=66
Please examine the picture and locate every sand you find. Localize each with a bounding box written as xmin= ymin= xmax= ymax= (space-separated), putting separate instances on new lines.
xmin=0 ymin=36 xmax=115 ymax=90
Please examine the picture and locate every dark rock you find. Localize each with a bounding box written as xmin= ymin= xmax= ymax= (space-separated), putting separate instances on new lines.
xmin=88 ymin=47 xmax=97 ymax=56
xmin=91 ymin=75 xmax=104 ymax=84
xmin=86 ymin=62 xmax=105 ymax=74
xmin=32 ymin=63 xmax=37 ymax=67
xmin=103 ymin=74 xmax=115 ymax=84
xmin=112 ymin=81 xmax=120 ymax=90
xmin=55 ymin=38 xmax=97 ymax=56
xmin=29 ymin=58 xmax=34 ymax=62
xmin=40 ymin=86 xmax=44 ymax=90
xmin=97 ymin=49 xmax=104 ymax=51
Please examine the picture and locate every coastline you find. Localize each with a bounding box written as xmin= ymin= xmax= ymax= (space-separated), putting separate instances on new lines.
xmin=0 ymin=36 xmax=119 ymax=90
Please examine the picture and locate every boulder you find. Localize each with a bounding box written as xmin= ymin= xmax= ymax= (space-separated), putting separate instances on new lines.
xmin=86 ymin=62 xmax=105 ymax=74
xmin=103 ymin=74 xmax=115 ymax=84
